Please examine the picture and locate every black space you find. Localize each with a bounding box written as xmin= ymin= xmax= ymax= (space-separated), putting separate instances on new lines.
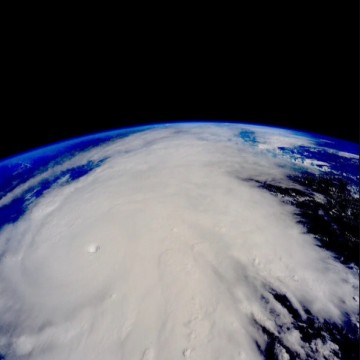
xmin=2 ymin=3 xmax=359 ymax=160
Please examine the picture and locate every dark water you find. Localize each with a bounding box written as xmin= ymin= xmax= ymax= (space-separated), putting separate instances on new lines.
xmin=252 ymin=171 xmax=359 ymax=359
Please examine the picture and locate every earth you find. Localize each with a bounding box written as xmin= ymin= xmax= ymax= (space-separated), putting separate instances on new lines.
xmin=0 ymin=123 xmax=358 ymax=360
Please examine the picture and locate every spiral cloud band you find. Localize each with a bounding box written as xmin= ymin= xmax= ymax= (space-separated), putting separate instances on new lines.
xmin=0 ymin=124 xmax=358 ymax=359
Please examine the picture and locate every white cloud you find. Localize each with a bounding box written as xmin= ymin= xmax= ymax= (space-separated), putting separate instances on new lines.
xmin=0 ymin=124 xmax=357 ymax=359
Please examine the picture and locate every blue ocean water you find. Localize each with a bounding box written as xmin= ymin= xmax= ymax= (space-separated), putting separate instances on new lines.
xmin=238 ymin=127 xmax=359 ymax=184
xmin=0 ymin=126 xmax=151 ymax=230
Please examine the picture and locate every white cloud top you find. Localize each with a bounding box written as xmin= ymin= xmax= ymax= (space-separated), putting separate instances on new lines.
xmin=0 ymin=124 xmax=358 ymax=359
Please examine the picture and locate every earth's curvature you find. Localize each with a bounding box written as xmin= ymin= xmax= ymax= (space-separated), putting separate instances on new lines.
xmin=0 ymin=123 xmax=358 ymax=360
